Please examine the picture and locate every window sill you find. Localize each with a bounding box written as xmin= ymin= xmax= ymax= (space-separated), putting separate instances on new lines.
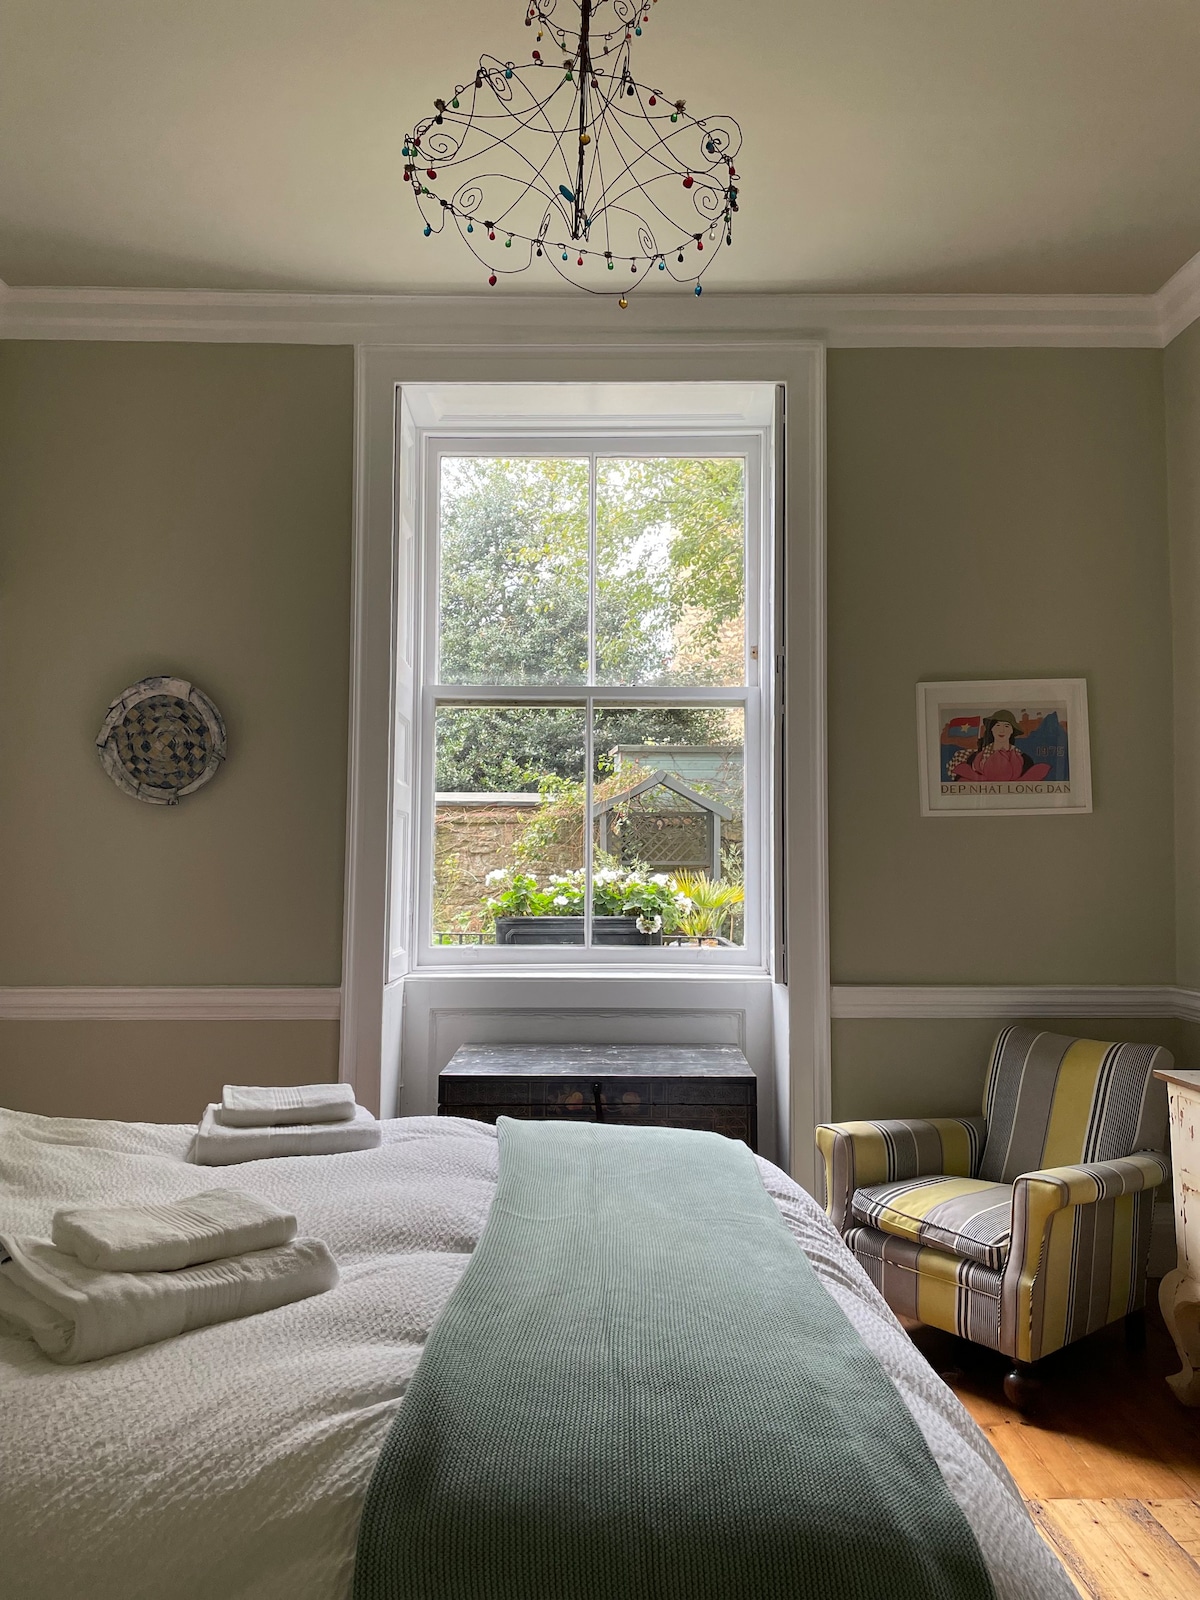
xmin=406 ymin=962 xmax=777 ymax=982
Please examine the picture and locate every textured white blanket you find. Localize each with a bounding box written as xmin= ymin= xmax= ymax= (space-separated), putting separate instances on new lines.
xmin=0 ymin=1108 xmax=1073 ymax=1600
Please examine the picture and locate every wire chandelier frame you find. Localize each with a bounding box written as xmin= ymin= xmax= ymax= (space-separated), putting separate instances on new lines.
xmin=404 ymin=0 xmax=742 ymax=305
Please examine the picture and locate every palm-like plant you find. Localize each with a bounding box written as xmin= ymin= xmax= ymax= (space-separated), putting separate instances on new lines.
xmin=669 ymin=872 xmax=745 ymax=941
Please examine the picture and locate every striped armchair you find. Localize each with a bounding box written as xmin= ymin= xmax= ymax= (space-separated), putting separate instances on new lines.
xmin=816 ymin=1027 xmax=1170 ymax=1404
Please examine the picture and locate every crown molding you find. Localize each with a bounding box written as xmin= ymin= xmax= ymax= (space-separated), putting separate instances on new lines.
xmin=0 ymin=986 xmax=342 ymax=1021
xmin=0 ymin=284 xmax=1165 ymax=348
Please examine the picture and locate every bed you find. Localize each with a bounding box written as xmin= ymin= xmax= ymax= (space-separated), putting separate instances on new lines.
xmin=0 ymin=1106 xmax=1074 ymax=1600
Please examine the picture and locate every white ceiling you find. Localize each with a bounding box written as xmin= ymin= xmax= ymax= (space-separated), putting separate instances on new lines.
xmin=3 ymin=0 xmax=1200 ymax=296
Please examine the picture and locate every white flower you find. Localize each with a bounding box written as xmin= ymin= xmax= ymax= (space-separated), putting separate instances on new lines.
xmin=484 ymin=868 xmax=510 ymax=884
xmin=650 ymin=873 xmax=669 ymax=886
xmin=594 ymin=868 xmax=619 ymax=884
xmin=674 ymin=893 xmax=695 ymax=910
xmin=636 ymin=913 xmax=663 ymax=934
xmin=553 ymin=894 xmax=569 ymax=906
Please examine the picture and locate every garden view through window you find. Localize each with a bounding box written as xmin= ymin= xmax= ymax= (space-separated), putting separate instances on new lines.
xmin=430 ymin=452 xmax=752 ymax=951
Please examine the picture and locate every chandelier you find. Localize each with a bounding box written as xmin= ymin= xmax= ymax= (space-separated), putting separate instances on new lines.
xmin=403 ymin=0 xmax=742 ymax=306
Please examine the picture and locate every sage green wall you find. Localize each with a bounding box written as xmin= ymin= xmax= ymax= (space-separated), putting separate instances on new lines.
xmin=0 ymin=342 xmax=354 ymax=985
xmin=0 ymin=342 xmax=352 ymax=1121
xmin=826 ymin=348 xmax=1176 ymax=1124
xmin=1165 ymin=319 xmax=1200 ymax=989
xmin=826 ymin=349 xmax=1174 ymax=990
xmin=0 ymin=341 xmax=1183 ymax=1130
xmin=831 ymin=1015 xmax=1184 ymax=1123
xmin=0 ymin=1020 xmax=339 ymax=1123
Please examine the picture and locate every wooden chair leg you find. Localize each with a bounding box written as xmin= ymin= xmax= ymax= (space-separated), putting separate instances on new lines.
xmin=1003 ymin=1360 xmax=1041 ymax=1412
xmin=1125 ymin=1308 xmax=1147 ymax=1352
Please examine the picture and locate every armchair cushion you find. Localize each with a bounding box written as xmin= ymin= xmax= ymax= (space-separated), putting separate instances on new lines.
xmin=815 ymin=1116 xmax=986 ymax=1232
xmin=851 ymin=1177 xmax=1013 ymax=1269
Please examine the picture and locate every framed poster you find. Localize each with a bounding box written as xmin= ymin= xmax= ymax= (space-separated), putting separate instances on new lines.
xmin=917 ymin=679 xmax=1092 ymax=817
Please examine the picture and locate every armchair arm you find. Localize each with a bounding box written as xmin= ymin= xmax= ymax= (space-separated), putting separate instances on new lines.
xmin=815 ymin=1116 xmax=987 ymax=1232
xmin=1004 ymin=1152 xmax=1170 ymax=1362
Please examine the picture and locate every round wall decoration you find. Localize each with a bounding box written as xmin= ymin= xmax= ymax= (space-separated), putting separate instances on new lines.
xmin=96 ymin=676 xmax=227 ymax=805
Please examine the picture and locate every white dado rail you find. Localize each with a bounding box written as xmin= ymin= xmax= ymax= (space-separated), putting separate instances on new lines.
xmin=830 ymin=985 xmax=1199 ymax=1020
xmin=3 ymin=983 xmax=1200 ymax=1023
xmin=0 ymin=988 xmax=342 ymax=1021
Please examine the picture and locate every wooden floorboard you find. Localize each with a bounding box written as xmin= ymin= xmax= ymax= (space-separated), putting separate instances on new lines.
xmin=906 ymin=1287 xmax=1200 ymax=1598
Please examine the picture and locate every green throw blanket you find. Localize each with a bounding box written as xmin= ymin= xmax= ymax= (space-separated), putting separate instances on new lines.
xmin=354 ymin=1119 xmax=995 ymax=1600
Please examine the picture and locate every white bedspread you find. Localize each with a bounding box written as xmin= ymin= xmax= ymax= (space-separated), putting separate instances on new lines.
xmin=0 ymin=1108 xmax=1073 ymax=1600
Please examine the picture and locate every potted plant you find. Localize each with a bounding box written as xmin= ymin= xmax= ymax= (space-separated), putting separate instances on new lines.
xmin=484 ymin=867 xmax=685 ymax=946
xmin=669 ymin=871 xmax=745 ymax=944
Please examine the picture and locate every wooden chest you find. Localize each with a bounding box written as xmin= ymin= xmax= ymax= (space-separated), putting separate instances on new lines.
xmin=438 ymin=1044 xmax=757 ymax=1151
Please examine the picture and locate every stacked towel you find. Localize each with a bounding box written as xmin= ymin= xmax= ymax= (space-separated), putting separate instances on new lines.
xmin=220 ymin=1083 xmax=357 ymax=1127
xmin=51 ymin=1189 xmax=297 ymax=1271
xmin=0 ymin=1193 xmax=336 ymax=1364
xmin=189 ymin=1102 xmax=381 ymax=1166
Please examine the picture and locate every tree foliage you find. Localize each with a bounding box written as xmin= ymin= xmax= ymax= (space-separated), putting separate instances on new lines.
xmin=434 ymin=455 xmax=745 ymax=791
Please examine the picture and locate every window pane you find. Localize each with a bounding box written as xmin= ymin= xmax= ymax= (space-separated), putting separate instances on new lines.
xmin=595 ymin=458 xmax=745 ymax=687
xmin=592 ymin=707 xmax=745 ymax=948
xmin=433 ymin=705 xmax=586 ymax=946
xmin=438 ymin=457 xmax=589 ymax=685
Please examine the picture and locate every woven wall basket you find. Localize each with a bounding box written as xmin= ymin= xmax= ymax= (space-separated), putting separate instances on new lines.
xmin=96 ymin=676 xmax=227 ymax=805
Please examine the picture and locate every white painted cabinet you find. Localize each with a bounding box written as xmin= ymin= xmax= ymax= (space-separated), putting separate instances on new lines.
xmin=1156 ymin=1066 xmax=1200 ymax=1406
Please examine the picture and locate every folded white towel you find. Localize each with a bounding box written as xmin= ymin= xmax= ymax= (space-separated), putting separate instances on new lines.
xmin=189 ymin=1103 xmax=382 ymax=1166
xmin=51 ymin=1190 xmax=296 ymax=1272
xmin=220 ymin=1083 xmax=357 ymax=1128
xmin=0 ymin=1234 xmax=337 ymax=1364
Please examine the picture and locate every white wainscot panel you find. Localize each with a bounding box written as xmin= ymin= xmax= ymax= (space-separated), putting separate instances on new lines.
xmin=399 ymin=974 xmax=782 ymax=1168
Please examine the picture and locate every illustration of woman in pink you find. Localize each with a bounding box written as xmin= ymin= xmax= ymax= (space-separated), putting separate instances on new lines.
xmin=948 ymin=711 xmax=1051 ymax=783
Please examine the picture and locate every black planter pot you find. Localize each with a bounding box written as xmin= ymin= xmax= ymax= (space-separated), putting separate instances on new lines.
xmin=494 ymin=914 xmax=662 ymax=947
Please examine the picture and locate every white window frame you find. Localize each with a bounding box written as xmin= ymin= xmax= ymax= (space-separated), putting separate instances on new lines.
xmin=409 ymin=426 xmax=774 ymax=972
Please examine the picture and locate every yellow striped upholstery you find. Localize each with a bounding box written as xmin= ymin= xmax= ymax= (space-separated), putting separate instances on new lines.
xmin=850 ymin=1176 xmax=1013 ymax=1269
xmin=818 ymin=1030 xmax=1171 ymax=1364
xmin=815 ymin=1116 xmax=986 ymax=1232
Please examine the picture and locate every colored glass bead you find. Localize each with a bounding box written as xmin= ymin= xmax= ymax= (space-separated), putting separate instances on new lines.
xmin=577 ymin=256 xmax=584 ymax=265
xmin=489 ymin=274 xmax=498 ymax=285
xmin=427 ymin=168 xmax=437 ymax=179
xmin=505 ymin=236 xmax=512 ymax=247
xmin=562 ymin=251 xmax=569 ymax=260
xmin=489 ymin=230 xmax=496 ymax=239
xmin=619 ymin=297 xmax=629 ymax=308
xmin=423 ymin=224 xmax=432 ymax=236
xmin=694 ymin=283 xmax=702 ymax=296
xmin=682 ymin=175 xmax=693 ymax=188
xmin=648 ymin=95 xmax=657 ymax=106
xmin=451 ymin=97 xmax=459 ymax=108
xmin=607 ymin=259 xmax=614 ymax=270
xmin=467 ymin=223 xmax=473 ymax=232
xmin=658 ymin=259 xmax=666 ymax=270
